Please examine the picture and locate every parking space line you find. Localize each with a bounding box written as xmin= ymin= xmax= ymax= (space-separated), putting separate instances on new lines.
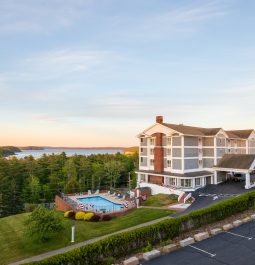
xmin=188 ymin=245 xmax=216 ymax=257
xmin=225 ymin=231 xmax=253 ymax=240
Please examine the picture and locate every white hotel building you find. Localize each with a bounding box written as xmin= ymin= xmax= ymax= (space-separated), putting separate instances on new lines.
xmin=136 ymin=116 xmax=255 ymax=192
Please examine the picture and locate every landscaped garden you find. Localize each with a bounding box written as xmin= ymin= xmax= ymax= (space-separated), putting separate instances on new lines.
xmin=0 ymin=207 xmax=173 ymax=264
xmin=142 ymin=193 xmax=178 ymax=207
xmin=22 ymin=191 xmax=255 ymax=265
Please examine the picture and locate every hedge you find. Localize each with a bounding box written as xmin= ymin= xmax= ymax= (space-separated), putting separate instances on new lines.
xmin=25 ymin=191 xmax=255 ymax=265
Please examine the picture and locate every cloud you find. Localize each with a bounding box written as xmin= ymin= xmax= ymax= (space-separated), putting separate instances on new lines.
xmin=0 ymin=48 xmax=118 ymax=83
xmin=0 ymin=0 xmax=91 ymax=33
xmin=108 ymin=0 xmax=228 ymax=40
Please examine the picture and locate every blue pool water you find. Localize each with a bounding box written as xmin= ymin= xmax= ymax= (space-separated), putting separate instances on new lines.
xmin=77 ymin=196 xmax=124 ymax=212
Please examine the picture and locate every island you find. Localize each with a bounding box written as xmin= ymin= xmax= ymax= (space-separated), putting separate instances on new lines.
xmin=0 ymin=146 xmax=21 ymax=157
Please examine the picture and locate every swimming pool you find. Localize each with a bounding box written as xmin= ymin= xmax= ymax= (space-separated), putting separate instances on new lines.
xmin=77 ymin=196 xmax=125 ymax=213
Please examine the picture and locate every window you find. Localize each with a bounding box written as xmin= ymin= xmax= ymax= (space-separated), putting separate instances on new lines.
xmin=167 ymin=137 xmax=171 ymax=145
xmin=140 ymin=157 xmax=144 ymax=163
xmin=150 ymin=148 xmax=154 ymax=155
xmin=150 ymin=138 xmax=155 ymax=145
xmin=181 ymin=179 xmax=191 ymax=187
xmin=199 ymin=160 xmax=203 ymax=166
xmin=169 ymin=178 xmax=176 ymax=186
xmin=150 ymin=159 xmax=154 ymax=166
xmin=195 ymin=178 xmax=201 ymax=186
xmin=167 ymin=160 xmax=171 ymax=168
xmin=166 ymin=148 xmax=171 ymax=156
xmin=141 ymin=148 xmax=144 ymax=153
xmin=140 ymin=174 xmax=146 ymax=182
xmin=140 ymin=138 xmax=144 ymax=143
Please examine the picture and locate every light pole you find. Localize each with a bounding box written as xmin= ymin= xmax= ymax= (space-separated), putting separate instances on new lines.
xmin=71 ymin=224 xmax=75 ymax=243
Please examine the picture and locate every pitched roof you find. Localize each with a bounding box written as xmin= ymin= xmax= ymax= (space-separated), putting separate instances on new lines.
xmin=215 ymin=154 xmax=255 ymax=170
xmin=136 ymin=170 xmax=213 ymax=178
xmin=226 ymin=130 xmax=253 ymax=139
xmin=163 ymin=123 xmax=221 ymax=137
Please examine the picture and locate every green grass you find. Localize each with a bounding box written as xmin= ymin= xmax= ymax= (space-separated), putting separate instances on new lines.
xmin=0 ymin=208 xmax=173 ymax=264
xmin=143 ymin=194 xmax=178 ymax=207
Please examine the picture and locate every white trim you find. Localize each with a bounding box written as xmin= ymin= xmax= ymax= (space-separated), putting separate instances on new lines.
xmin=137 ymin=123 xmax=181 ymax=138
xmin=216 ymin=129 xmax=228 ymax=138
xmin=213 ymin=167 xmax=249 ymax=173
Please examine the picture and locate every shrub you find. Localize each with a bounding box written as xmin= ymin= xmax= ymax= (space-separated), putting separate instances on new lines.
xmin=64 ymin=210 xmax=75 ymax=218
xmin=142 ymin=242 xmax=153 ymax=252
xmin=24 ymin=203 xmax=39 ymax=212
xmin=24 ymin=191 xmax=255 ymax=265
xmin=102 ymin=214 xmax=112 ymax=221
xmin=75 ymin=211 xmax=86 ymax=220
xmin=102 ymin=257 xmax=116 ymax=265
xmin=84 ymin=212 xmax=94 ymax=221
xmin=90 ymin=214 xmax=101 ymax=222
xmin=24 ymin=205 xmax=64 ymax=242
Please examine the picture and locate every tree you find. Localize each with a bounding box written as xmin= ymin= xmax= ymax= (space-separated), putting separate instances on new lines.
xmin=104 ymin=160 xmax=123 ymax=189
xmin=78 ymin=158 xmax=93 ymax=191
xmin=92 ymin=162 xmax=104 ymax=191
xmin=25 ymin=205 xmax=64 ymax=242
xmin=63 ymin=158 xmax=77 ymax=184
xmin=22 ymin=175 xmax=41 ymax=204
xmin=64 ymin=178 xmax=80 ymax=193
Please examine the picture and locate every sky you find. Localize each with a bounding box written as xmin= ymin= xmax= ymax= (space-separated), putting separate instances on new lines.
xmin=0 ymin=0 xmax=255 ymax=147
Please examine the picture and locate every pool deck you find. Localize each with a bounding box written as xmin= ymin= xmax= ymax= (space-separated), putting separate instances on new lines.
xmin=68 ymin=193 xmax=135 ymax=212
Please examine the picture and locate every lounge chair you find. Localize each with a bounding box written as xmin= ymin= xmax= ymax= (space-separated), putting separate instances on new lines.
xmin=88 ymin=190 xmax=92 ymax=196
xmin=115 ymin=194 xmax=122 ymax=199
xmin=105 ymin=191 xmax=111 ymax=196
xmin=94 ymin=189 xmax=99 ymax=195
xmin=110 ymin=192 xmax=116 ymax=197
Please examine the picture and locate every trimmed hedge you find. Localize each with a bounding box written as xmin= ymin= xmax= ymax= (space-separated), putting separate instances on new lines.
xmin=75 ymin=212 xmax=86 ymax=220
xmin=84 ymin=212 xmax=94 ymax=221
xmin=64 ymin=211 xmax=75 ymax=218
xmin=25 ymin=191 xmax=255 ymax=265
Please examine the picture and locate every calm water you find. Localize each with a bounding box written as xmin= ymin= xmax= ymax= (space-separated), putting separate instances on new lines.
xmin=77 ymin=196 xmax=124 ymax=212
xmin=14 ymin=148 xmax=123 ymax=159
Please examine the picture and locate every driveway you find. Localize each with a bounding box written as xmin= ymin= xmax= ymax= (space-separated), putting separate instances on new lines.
xmin=174 ymin=181 xmax=255 ymax=217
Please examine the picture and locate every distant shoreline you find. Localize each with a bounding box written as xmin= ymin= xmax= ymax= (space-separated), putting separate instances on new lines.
xmin=19 ymin=146 xmax=126 ymax=150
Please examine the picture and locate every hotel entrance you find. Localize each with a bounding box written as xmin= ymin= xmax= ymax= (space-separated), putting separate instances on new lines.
xmin=205 ymin=176 xmax=212 ymax=185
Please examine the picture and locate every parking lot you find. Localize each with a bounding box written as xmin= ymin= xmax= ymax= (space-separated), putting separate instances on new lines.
xmin=144 ymin=221 xmax=255 ymax=265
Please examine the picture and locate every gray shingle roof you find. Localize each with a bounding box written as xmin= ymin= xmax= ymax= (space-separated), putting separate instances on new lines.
xmin=163 ymin=123 xmax=222 ymax=136
xmin=215 ymin=154 xmax=255 ymax=170
xmin=136 ymin=170 xmax=213 ymax=178
xmin=226 ymin=130 xmax=253 ymax=139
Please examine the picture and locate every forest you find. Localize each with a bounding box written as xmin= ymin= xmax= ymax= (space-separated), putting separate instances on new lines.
xmin=0 ymin=152 xmax=138 ymax=217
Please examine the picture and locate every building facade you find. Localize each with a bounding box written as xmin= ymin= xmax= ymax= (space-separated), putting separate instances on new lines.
xmin=136 ymin=116 xmax=255 ymax=192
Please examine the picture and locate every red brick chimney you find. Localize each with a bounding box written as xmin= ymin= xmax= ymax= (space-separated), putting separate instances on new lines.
xmin=156 ymin=116 xmax=163 ymax=124
xmin=154 ymin=133 xmax=164 ymax=173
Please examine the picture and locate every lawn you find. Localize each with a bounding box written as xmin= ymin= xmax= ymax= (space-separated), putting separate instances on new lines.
xmin=142 ymin=194 xmax=178 ymax=207
xmin=0 ymin=208 xmax=173 ymax=264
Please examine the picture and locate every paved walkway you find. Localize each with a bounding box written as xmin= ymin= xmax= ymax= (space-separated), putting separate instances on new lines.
xmin=9 ymin=215 xmax=172 ymax=265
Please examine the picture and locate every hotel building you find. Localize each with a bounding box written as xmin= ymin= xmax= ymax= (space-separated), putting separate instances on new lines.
xmin=136 ymin=116 xmax=255 ymax=192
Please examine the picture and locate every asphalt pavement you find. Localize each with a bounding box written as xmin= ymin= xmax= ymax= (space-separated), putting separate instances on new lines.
xmin=144 ymin=221 xmax=255 ymax=265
